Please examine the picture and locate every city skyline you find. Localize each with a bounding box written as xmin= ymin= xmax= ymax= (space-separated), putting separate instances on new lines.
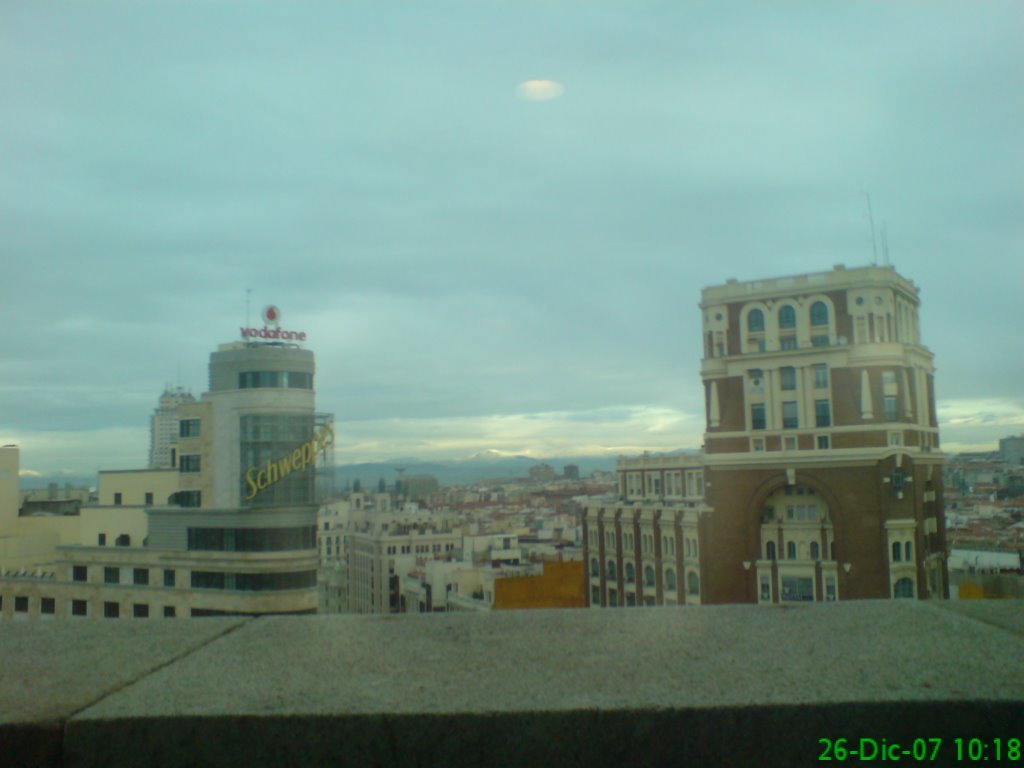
xmin=3 ymin=1 xmax=1022 ymax=475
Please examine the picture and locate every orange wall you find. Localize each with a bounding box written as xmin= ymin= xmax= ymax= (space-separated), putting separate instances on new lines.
xmin=493 ymin=561 xmax=586 ymax=610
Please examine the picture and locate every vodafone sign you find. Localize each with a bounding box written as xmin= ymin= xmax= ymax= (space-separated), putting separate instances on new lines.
xmin=241 ymin=326 xmax=307 ymax=341
xmin=241 ymin=305 xmax=307 ymax=342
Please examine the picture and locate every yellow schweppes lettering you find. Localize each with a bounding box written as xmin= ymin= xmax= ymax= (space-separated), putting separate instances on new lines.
xmin=244 ymin=423 xmax=334 ymax=500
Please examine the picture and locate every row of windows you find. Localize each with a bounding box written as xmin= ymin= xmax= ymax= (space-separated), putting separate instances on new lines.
xmin=73 ymin=565 xmax=177 ymax=587
xmin=751 ymin=400 xmax=831 ymax=431
xmin=765 ymin=541 xmax=831 ymax=561
xmin=747 ymin=302 xmax=830 ymax=333
xmin=2 ymin=596 xmax=178 ymax=618
xmin=760 ymin=364 xmax=830 ymax=391
xmin=238 ymin=370 xmax=313 ymax=390
xmin=187 ymin=526 xmax=317 ymax=552
xmin=6 ymin=595 xmax=55 ymax=614
xmin=891 ymin=541 xmax=913 ymax=562
xmin=590 ymin=560 xmax=701 ymax=595
xmin=622 ymin=471 xmax=704 ymax=498
xmin=592 ymin=530 xmax=697 ymax=557
xmin=593 ymin=575 xmax=701 ymax=606
xmin=190 ymin=569 xmax=317 ymax=591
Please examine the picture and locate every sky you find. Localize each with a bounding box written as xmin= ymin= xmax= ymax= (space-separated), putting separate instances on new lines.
xmin=2 ymin=1 xmax=1022 ymax=476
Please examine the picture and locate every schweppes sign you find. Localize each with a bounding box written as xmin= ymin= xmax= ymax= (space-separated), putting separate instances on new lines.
xmin=244 ymin=423 xmax=334 ymax=500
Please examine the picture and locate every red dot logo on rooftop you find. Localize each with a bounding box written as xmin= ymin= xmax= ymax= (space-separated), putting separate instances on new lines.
xmin=262 ymin=305 xmax=280 ymax=326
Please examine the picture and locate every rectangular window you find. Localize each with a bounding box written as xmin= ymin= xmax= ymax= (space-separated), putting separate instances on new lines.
xmin=884 ymin=396 xmax=899 ymax=421
xmin=811 ymin=335 xmax=829 ymax=347
xmin=133 ymin=604 xmax=149 ymax=618
xmin=133 ymin=568 xmax=149 ymax=586
xmin=98 ymin=533 xmax=106 ymax=546
xmin=41 ymin=597 xmax=56 ymax=615
xmin=73 ymin=565 xmax=87 ymax=582
xmin=780 ymin=336 xmax=798 ymax=350
xmin=104 ymin=602 xmax=120 ymax=618
xmin=783 ymin=436 xmax=798 ymax=451
xmin=817 ymin=435 xmax=831 ymax=450
xmin=113 ymin=493 xmax=122 ymax=505
xmin=759 ymin=576 xmax=771 ymax=602
xmin=163 ymin=569 xmax=176 ymax=587
xmin=145 ymin=492 xmax=154 ymax=505
xmin=781 ymin=576 xmax=814 ymax=602
xmin=888 ymin=431 xmax=903 ymax=447
xmin=179 ymin=455 xmax=201 ymax=473
xmin=751 ymin=404 xmax=766 ymax=430
xmin=813 ymin=364 xmax=828 ymax=389
xmin=72 ymin=599 xmax=88 ymax=617
xmin=752 ymin=438 xmax=765 ymax=452
xmin=179 ymin=419 xmax=201 ymax=438
xmin=882 ymin=371 xmax=896 ymax=386
xmin=782 ymin=401 xmax=799 ymax=429
xmin=104 ymin=567 xmax=120 ymax=584
xmin=815 ymin=400 xmax=831 ymax=428
xmin=780 ymin=367 xmax=796 ymax=391
xmin=164 ymin=606 xmax=176 ymax=618
xmin=749 ymin=369 xmax=764 ymax=393
xmin=826 ymin=576 xmax=837 ymax=602
xmin=15 ymin=596 xmax=29 ymax=613
xmin=177 ymin=490 xmax=201 ymax=508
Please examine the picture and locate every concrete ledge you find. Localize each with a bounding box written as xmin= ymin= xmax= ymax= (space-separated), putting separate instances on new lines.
xmin=3 ymin=603 xmax=1022 ymax=767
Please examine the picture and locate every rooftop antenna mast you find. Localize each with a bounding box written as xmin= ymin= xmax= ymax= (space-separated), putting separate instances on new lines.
xmin=881 ymin=221 xmax=890 ymax=266
xmin=864 ymin=192 xmax=878 ymax=266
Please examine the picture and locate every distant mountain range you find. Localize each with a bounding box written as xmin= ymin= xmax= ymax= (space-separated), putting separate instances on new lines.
xmin=18 ymin=450 xmax=699 ymax=491
xmin=333 ymin=450 xmax=698 ymax=488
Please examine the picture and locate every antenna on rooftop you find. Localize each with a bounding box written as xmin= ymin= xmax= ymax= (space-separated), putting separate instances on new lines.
xmin=864 ymin=192 xmax=878 ymax=266
xmin=881 ymin=221 xmax=890 ymax=266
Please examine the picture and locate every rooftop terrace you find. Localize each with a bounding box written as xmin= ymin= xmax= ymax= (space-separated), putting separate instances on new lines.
xmin=2 ymin=601 xmax=1021 ymax=767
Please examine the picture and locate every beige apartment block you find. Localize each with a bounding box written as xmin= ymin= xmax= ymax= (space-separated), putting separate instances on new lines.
xmin=1 ymin=323 xmax=331 ymax=620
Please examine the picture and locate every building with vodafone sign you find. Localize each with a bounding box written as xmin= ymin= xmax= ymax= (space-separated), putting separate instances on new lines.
xmin=0 ymin=308 xmax=336 ymax=620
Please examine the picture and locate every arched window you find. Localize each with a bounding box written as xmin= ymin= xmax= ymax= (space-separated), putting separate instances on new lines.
xmin=894 ymin=578 xmax=914 ymax=598
xmin=766 ymin=541 xmax=777 ymax=560
xmin=810 ymin=542 xmax=820 ymax=561
xmin=778 ymin=305 xmax=796 ymax=329
xmin=665 ymin=569 xmax=677 ymax=591
xmin=892 ymin=542 xmax=902 ymax=562
xmin=904 ymin=541 xmax=912 ymax=562
xmin=786 ymin=541 xmax=797 ymax=560
xmin=590 ymin=558 xmax=599 ymax=578
xmin=687 ymin=571 xmax=700 ymax=595
xmin=810 ymin=301 xmax=829 ymax=326
xmin=607 ymin=560 xmax=617 ymax=580
xmin=625 ymin=562 xmax=636 ymax=583
xmin=747 ymin=309 xmax=765 ymax=332
xmin=644 ymin=565 xmax=655 ymax=587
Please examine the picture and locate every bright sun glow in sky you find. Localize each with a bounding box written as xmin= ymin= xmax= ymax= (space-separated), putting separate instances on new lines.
xmin=515 ymin=80 xmax=565 ymax=101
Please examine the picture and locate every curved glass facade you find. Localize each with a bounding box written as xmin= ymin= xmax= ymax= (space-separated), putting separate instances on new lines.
xmin=187 ymin=526 xmax=317 ymax=552
xmin=238 ymin=371 xmax=313 ymax=389
xmin=190 ymin=570 xmax=317 ymax=591
xmin=239 ymin=414 xmax=316 ymax=507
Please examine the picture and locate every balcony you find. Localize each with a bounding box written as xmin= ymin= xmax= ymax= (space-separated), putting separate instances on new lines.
xmin=1 ymin=601 xmax=1021 ymax=767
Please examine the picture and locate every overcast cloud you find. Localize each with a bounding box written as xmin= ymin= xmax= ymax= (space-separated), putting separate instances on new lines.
xmin=2 ymin=1 xmax=1022 ymax=474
